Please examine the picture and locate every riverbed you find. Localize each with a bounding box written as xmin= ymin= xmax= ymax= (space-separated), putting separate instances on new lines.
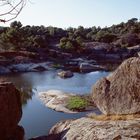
xmin=0 ymin=70 xmax=109 ymax=139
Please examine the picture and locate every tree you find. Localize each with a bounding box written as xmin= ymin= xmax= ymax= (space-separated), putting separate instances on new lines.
xmin=128 ymin=18 xmax=138 ymax=24
xmin=76 ymin=36 xmax=83 ymax=45
xmin=59 ymin=37 xmax=68 ymax=49
xmin=0 ymin=26 xmax=23 ymax=50
xmin=10 ymin=21 xmax=22 ymax=28
xmin=0 ymin=0 xmax=26 ymax=22
xmin=95 ymin=30 xmax=117 ymax=43
xmin=65 ymin=41 xmax=74 ymax=49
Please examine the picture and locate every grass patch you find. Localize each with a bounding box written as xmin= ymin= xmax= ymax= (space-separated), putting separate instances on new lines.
xmin=87 ymin=113 xmax=140 ymax=121
xmin=66 ymin=96 xmax=88 ymax=111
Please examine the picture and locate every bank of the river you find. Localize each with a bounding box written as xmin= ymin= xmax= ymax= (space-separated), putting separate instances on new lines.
xmin=0 ymin=58 xmax=115 ymax=75
xmin=0 ymin=42 xmax=139 ymax=75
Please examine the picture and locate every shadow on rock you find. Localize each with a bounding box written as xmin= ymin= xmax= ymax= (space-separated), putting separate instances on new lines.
xmin=0 ymin=81 xmax=24 ymax=140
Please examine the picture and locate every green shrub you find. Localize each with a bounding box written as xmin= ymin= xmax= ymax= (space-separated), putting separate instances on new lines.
xmin=66 ymin=96 xmax=88 ymax=111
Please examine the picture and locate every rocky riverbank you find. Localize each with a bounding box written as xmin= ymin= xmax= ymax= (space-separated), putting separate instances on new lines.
xmin=39 ymin=90 xmax=96 ymax=113
xmin=0 ymin=43 xmax=140 ymax=75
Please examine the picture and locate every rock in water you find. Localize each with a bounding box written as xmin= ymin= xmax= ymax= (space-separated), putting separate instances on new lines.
xmin=39 ymin=90 xmax=77 ymax=113
xmin=57 ymin=71 xmax=73 ymax=78
xmin=92 ymin=57 xmax=140 ymax=115
xmin=0 ymin=81 xmax=23 ymax=139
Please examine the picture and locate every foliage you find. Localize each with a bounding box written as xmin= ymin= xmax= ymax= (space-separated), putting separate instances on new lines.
xmin=59 ymin=36 xmax=84 ymax=51
xmin=10 ymin=21 xmax=22 ymax=29
xmin=95 ymin=31 xmax=117 ymax=43
xmin=0 ymin=18 xmax=140 ymax=52
xmin=66 ymin=96 xmax=88 ymax=111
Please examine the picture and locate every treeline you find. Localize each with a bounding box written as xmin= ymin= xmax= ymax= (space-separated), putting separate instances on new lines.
xmin=0 ymin=18 xmax=140 ymax=52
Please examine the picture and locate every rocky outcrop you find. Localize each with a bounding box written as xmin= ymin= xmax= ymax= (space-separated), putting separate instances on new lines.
xmin=80 ymin=63 xmax=105 ymax=72
xmin=57 ymin=70 xmax=74 ymax=78
xmin=48 ymin=117 xmax=140 ymax=140
xmin=83 ymin=42 xmax=138 ymax=63
xmin=0 ymin=81 xmax=24 ymax=140
xmin=0 ymin=62 xmax=51 ymax=74
xmin=39 ymin=90 xmax=77 ymax=113
xmin=114 ymin=33 xmax=140 ymax=47
xmin=10 ymin=62 xmax=49 ymax=73
xmin=39 ymin=90 xmax=96 ymax=113
xmin=92 ymin=57 xmax=140 ymax=115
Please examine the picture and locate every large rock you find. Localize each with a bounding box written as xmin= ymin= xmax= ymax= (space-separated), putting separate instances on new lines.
xmin=48 ymin=117 xmax=140 ymax=140
xmin=0 ymin=81 xmax=23 ymax=139
xmin=92 ymin=57 xmax=140 ymax=115
xmin=57 ymin=70 xmax=74 ymax=78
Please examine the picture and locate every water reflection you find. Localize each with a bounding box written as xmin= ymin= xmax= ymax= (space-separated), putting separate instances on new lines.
xmin=0 ymin=73 xmax=36 ymax=106
xmin=20 ymin=87 xmax=35 ymax=106
xmin=1 ymin=71 xmax=109 ymax=107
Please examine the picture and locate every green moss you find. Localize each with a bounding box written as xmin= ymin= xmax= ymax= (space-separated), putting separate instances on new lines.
xmin=66 ymin=96 xmax=88 ymax=111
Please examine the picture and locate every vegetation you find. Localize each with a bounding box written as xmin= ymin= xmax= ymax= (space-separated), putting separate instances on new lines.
xmin=0 ymin=18 xmax=140 ymax=53
xmin=59 ymin=37 xmax=84 ymax=52
xmin=66 ymin=96 xmax=88 ymax=111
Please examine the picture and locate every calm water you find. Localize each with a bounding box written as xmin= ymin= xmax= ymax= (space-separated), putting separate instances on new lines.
xmin=0 ymin=70 xmax=109 ymax=139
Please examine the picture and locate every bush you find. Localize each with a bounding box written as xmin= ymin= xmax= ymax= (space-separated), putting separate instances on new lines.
xmin=66 ymin=96 xmax=88 ymax=111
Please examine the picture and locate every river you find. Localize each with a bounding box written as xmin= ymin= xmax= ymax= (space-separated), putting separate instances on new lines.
xmin=0 ymin=70 xmax=109 ymax=139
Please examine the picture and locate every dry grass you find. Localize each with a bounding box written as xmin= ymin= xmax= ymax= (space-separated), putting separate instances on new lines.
xmin=87 ymin=113 xmax=140 ymax=121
